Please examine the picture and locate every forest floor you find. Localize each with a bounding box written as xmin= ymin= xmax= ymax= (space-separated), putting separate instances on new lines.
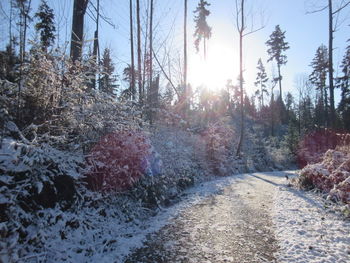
xmin=122 ymin=171 xmax=350 ymax=263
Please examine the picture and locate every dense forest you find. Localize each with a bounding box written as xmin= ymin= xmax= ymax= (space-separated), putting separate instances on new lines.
xmin=0 ymin=0 xmax=349 ymax=262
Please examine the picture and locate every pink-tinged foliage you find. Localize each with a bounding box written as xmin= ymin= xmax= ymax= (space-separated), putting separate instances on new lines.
xmin=202 ymin=122 xmax=235 ymax=176
xmin=85 ymin=130 xmax=152 ymax=192
xmin=299 ymin=149 xmax=350 ymax=204
xmin=297 ymin=130 xmax=350 ymax=168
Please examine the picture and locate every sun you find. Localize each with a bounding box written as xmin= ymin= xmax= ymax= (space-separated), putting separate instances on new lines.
xmin=188 ymin=42 xmax=237 ymax=91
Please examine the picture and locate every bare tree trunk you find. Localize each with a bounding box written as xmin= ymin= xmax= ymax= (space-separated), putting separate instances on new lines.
xmin=129 ymin=0 xmax=135 ymax=100
xmin=277 ymin=63 xmax=282 ymax=100
xmin=17 ymin=0 xmax=32 ymax=121
xmin=236 ymin=0 xmax=244 ymax=156
xmin=148 ymin=0 xmax=154 ymax=123
xmin=136 ymin=0 xmax=143 ymax=105
xmin=149 ymin=0 xmax=153 ymax=92
xmin=328 ymin=0 xmax=335 ymax=128
xmin=142 ymin=2 xmax=149 ymax=99
xmin=261 ymin=81 xmax=264 ymax=108
xmin=70 ymin=0 xmax=88 ymax=62
xmin=324 ymin=86 xmax=329 ymax=127
xmin=92 ymin=0 xmax=100 ymax=90
xmin=9 ymin=0 xmax=13 ymax=50
xmin=271 ymin=93 xmax=275 ymax=136
xmin=184 ymin=0 xmax=188 ymax=89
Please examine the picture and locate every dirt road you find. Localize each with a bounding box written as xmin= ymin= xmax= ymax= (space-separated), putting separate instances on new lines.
xmin=124 ymin=172 xmax=292 ymax=263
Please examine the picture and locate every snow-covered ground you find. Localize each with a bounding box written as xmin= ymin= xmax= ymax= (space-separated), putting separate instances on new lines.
xmin=273 ymin=181 xmax=350 ymax=263
xmin=10 ymin=175 xmax=233 ymax=263
xmin=5 ymin=171 xmax=350 ymax=262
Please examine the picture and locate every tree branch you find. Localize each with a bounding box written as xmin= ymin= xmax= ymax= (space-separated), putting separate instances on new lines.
xmin=306 ymin=5 xmax=328 ymax=14
xmin=152 ymin=47 xmax=180 ymax=98
xmin=332 ymin=1 xmax=350 ymax=14
xmin=243 ymin=25 xmax=265 ymax=37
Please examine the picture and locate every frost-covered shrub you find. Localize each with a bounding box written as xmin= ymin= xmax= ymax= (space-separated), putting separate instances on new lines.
xmin=263 ymin=136 xmax=294 ymax=169
xmin=298 ymin=149 xmax=350 ymax=204
xmin=202 ymin=122 xmax=235 ymax=175
xmin=330 ymin=177 xmax=350 ymax=204
xmin=85 ymin=130 xmax=158 ymax=192
xmin=0 ymin=48 xmax=143 ymax=153
xmin=0 ymin=137 xmax=83 ymax=260
xmin=0 ymin=138 xmax=82 ymax=208
xmin=297 ymin=130 xmax=350 ymax=168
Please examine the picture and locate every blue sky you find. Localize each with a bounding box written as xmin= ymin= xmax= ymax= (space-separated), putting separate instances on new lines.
xmin=0 ymin=0 xmax=349 ymax=103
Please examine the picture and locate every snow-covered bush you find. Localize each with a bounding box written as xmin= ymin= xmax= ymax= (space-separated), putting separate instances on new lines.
xmin=140 ymin=125 xmax=206 ymax=206
xmin=297 ymin=130 xmax=350 ymax=168
xmin=0 ymin=48 xmax=143 ymax=153
xmin=0 ymin=135 xmax=84 ymax=258
xmin=202 ymin=121 xmax=235 ymax=175
xmin=298 ymin=149 xmax=350 ymax=204
xmin=85 ymin=130 xmax=158 ymax=192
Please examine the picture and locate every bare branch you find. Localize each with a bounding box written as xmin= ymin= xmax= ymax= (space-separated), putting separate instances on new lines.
xmin=306 ymin=5 xmax=328 ymax=14
xmin=332 ymin=1 xmax=350 ymax=14
xmin=243 ymin=24 xmax=265 ymax=37
xmin=152 ymin=47 xmax=180 ymax=98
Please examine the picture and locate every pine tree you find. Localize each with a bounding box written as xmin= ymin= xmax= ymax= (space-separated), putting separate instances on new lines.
xmin=0 ymin=44 xmax=18 ymax=82
xmin=299 ymin=95 xmax=314 ymax=134
xmin=285 ymin=119 xmax=299 ymax=155
xmin=34 ymin=0 xmax=56 ymax=50
xmin=309 ymin=44 xmax=328 ymax=127
xmin=285 ymin=92 xmax=295 ymax=118
xmin=193 ymin=0 xmax=211 ymax=59
xmin=266 ymin=25 xmax=289 ymax=100
xmin=337 ymin=40 xmax=350 ymax=130
xmin=99 ymin=48 xmax=117 ymax=96
xmin=254 ymin=58 xmax=269 ymax=110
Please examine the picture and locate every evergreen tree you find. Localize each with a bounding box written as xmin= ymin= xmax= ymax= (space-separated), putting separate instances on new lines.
xmin=285 ymin=119 xmax=299 ymax=155
xmin=99 ymin=48 xmax=117 ymax=96
xmin=0 ymin=44 xmax=18 ymax=82
xmin=34 ymin=0 xmax=56 ymax=50
xmin=285 ymin=92 xmax=295 ymax=119
xmin=254 ymin=58 xmax=269 ymax=110
xmin=337 ymin=40 xmax=350 ymax=130
xmin=299 ymin=95 xmax=314 ymax=134
xmin=309 ymin=44 xmax=328 ymax=127
xmin=193 ymin=0 xmax=211 ymax=59
xmin=266 ymin=25 xmax=289 ymax=100
xmin=122 ymin=65 xmax=137 ymax=99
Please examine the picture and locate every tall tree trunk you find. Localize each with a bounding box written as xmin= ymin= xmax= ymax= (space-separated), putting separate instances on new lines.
xmin=70 ymin=0 xmax=88 ymax=62
xmin=236 ymin=0 xmax=244 ymax=156
xmin=271 ymin=93 xmax=275 ymax=136
xmin=320 ymin=85 xmax=325 ymax=126
xmin=184 ymin=0 xmax=188 ymax=111
xmin=260 ymin=81 xmax=264 ymax=109
xmin=142 ymin=2 xmax=149 ymax=99
xmin=148 ymin=0 xmax=154 ymax=123
xmin=328 ymin=0 xmax=335 ymax=128
xmin=92 ymin=0 xmax=100 ymax=90
xmin=149 ymin=0 xmax=153 ymax=92
xmin=9 ymin=0 xmax=13 ymax=50
xmin=136 ymin=0 xmax=142 ymax=105
xmin=18 ymin=0 xmax=32 ymax=121
xmin=277 ymin=63 xmax=282 ymax=100
xmin=325 ymin=86 xmax=329 ymax=127
xmin=129 ymin=0 xmax=135 ymax=100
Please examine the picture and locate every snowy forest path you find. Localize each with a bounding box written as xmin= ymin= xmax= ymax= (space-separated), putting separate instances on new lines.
xmin=124 ymin=172 xmax=293 ymax=263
